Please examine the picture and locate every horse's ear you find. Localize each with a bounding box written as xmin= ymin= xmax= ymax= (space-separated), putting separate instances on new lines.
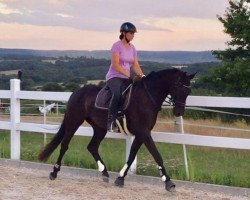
xmin=188 ymin=72 xmax=197 ymax=80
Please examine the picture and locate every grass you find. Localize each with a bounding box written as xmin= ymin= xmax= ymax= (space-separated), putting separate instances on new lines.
xmin=0 ymin=130 xmax=249 ymax=188
xmin=0 ymin=69 xmax=19 ymax=75
xmin=187 ymin=147 xmax=250 ymax=187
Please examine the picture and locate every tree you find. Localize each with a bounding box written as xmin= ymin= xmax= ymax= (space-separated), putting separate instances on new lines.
xmin=64 ymin=82 xmax=80 ymax=92
xmin=42 ymin=82 xmax=64 ymax=92
xmin=201 ymin=58 xmax=250 ymax=96
xmin=214 ymin=0 xmax=250 ymax=60
xmin=202 ymin=0 xmax=250 ymax=96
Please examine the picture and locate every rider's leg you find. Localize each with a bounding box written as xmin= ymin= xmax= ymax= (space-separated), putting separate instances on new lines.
xmin=107 ymin=77 xmax=124 ymax=132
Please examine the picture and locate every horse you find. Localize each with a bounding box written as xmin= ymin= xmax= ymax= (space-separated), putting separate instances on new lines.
xmin=38 ymin=68 xmax=195 ymax=192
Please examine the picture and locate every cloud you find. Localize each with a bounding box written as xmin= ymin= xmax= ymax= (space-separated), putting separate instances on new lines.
xmin=140 ymin=16 xmax=223 ymax=34
xmin=0 ymin=2 xmax=22 ymax=14
xmin=56 ymin=13 xmax=73 ymax=18
xmin=0 ymin=0 xmax=229 ymax=32
xmin=0 ymin=0 xmax=230 ymax=51
xmin=0 ymin=22 xmax=117 ymax=50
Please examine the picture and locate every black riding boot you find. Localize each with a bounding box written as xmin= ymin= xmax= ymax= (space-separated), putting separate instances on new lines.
xmin=107 ymin=95 xmax=119 ymax=132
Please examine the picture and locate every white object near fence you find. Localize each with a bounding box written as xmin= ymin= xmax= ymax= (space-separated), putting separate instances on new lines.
xmin=175 ymin=116 xmax=189 ymax=180
xmin=39 ymin=101 xmax=56 ymax=145
xmin=39 ymin=103 xmax=55 ymax=114
xmin=1 ymin=79 xmax=250 ymax=176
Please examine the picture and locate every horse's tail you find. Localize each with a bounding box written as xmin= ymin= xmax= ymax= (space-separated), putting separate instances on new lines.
xmin=38 ymin=120 xmax=65 ymax=162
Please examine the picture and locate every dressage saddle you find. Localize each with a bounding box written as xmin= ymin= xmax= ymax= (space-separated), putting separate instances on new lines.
xmin=95 ymin=83 xmax=133 ymax=112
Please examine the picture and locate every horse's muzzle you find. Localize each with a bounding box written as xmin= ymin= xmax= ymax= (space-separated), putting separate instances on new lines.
xmin=173 ymin=106 xmax=185 ymax=117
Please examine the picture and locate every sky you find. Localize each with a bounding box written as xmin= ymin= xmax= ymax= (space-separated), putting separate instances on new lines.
xmin=0 ymin=0 xmax=231 ymax=51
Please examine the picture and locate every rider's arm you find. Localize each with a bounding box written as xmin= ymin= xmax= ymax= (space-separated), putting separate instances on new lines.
xmin=132 ymin=57 xmax=145 ymax=78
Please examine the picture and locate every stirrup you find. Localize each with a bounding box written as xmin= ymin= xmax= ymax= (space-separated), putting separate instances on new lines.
xmin=107 ymin=121 xmax=119 ymax=132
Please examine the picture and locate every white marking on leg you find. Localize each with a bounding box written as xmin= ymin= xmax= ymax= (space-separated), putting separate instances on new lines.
xmin=54 ymin=164 xmax=60 ymax=169
xmin=158 ymin=166 xmax=163 ymax=176
xmin=119 ymin=164 xmax=128 ymax=177
xmin=97 ymin=160 xmax=105 ymax=172
xmin=162 ymin=175 xmax=167 ymax=182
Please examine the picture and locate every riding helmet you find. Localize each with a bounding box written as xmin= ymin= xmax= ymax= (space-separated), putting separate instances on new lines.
xmin=120 ymin=22 xmax=137 ymax=33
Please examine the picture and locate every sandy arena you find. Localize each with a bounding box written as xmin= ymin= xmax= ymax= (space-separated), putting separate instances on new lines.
xmin=0 ymin=162 xmax=249 ymax=200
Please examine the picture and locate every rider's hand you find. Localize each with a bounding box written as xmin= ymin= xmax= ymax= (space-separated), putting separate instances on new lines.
xmin=131 ymin=74 xmax=146 ymax=83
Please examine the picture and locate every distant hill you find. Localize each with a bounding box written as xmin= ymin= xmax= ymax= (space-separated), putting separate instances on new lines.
xmin=0 ymin=48 xmax=217 ymax=64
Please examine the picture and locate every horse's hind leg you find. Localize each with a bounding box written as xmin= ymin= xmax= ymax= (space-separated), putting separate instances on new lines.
xmin=50 ymin=121 xmax=82 ymax=180
xmin=115 ymin=136 xmax=143 ymax=187
xmin=87 ymin=126 xmax=108 ymax=182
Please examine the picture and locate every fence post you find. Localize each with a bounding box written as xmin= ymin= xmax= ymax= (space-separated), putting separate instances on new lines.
xmin=10 ymin=79 xmax=21 ymax=160
xmin=126 ymin=136 xmax=137 ymax=174
xmin=43 ymin=100 xmax=47 ymax=145
xmin=174 ymin=116 xmax=190 ymax=180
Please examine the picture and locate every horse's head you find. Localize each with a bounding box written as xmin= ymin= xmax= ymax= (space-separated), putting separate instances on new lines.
xmin=169 ymin=71 xmax=196 ymax=117
xmin=143 ymin=69 xmax=196 ymax=116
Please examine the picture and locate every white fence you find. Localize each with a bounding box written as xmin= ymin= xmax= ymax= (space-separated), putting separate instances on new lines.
xmin=0 ymin=79 xmax=250 ymax=177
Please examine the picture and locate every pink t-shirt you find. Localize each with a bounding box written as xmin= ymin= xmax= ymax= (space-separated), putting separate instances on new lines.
xmin=106 ymin=40 xmax=137 ymax=80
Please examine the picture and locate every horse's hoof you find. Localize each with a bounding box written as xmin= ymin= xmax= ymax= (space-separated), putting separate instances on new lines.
xmin=165 ymin=180 xmax=176 ymax=192
xmin=49 ymin=172 xmax=57 ymax=180
xmin=114 ymin=177 xmax=124 ymax=187
xmin=102 ymin=171 xmax=109 ymax=183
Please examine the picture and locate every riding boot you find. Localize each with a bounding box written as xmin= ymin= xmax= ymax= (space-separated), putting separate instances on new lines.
xmin=107 ymin=95 xmax=119 ymax=132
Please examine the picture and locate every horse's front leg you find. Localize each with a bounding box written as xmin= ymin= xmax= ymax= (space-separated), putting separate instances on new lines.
xmin=143 ymin=134 xmax=175 ymax=192
xmin=115 ymin=136 xmax=143 ymax=187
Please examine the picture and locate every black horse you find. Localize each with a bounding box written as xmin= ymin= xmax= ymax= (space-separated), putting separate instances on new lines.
xmin=38 ymin=68 xmax=195 ymax=192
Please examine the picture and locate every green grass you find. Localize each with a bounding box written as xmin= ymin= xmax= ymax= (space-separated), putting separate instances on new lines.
xmin=0 ymin=131 xmax=249 ymax=188
xmin=0 ymin=69 xmax=19 ymax=75
xmin=187 ymin=147 xmax=250 ymax=187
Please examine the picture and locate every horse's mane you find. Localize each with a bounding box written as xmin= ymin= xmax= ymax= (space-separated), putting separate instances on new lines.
xmin=146 ymin=68 xmax=183 ymax=81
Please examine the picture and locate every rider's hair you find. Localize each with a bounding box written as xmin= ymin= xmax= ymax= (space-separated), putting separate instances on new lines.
xmin=119 ymin=33 xmax=124 ymax=40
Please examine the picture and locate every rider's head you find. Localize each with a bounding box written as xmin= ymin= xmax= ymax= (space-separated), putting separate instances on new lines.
xmin=119 ymin=22 xmax=137 ymax=43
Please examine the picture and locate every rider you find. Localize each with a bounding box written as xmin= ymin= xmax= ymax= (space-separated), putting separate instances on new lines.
xmin=106 ymin=22 xmax=145 ymax=132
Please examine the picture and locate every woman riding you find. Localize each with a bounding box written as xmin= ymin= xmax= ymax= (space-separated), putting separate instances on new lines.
xmin=106 ymin=22 xmax=145 ymax=132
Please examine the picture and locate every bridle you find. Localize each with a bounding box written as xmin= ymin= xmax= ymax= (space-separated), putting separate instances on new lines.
xmin=164 ymin=81 xmax=191 ymax=107
xmin=143 ymin=78 xmax=191 ymax=109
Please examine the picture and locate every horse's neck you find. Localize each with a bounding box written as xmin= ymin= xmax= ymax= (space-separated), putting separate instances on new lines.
xmin=145 ymin=77 xmax=173 ymax=108
xmin=153 ymin=83 xmax=170 ymax=105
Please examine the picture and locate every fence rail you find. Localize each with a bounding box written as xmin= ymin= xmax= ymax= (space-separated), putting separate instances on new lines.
xmin=1 ymin=79 xmax=250 ymax=177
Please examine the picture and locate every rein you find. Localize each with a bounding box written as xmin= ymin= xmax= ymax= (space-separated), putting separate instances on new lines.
xmin=142 ymin=80 xmax=159 ymax=110
xmin=143 ymin=78 xmax=190 ymax=108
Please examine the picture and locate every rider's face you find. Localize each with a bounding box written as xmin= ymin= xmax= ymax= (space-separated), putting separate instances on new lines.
xmin=125 ymin=32 xmax=135 ymax=41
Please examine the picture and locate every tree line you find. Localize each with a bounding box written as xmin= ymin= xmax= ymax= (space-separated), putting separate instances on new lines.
xmin=0 ymin=55 xmax=220 ymax=92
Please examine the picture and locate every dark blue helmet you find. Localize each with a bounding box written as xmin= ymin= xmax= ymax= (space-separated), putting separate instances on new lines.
xmin=120 ymin=22 xmax=137 ymax=33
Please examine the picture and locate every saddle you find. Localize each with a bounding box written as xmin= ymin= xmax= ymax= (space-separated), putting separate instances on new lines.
xmin=95 ymin=83 xmax=133 ymax=112
xmin=95 ymin=83 xmax=133 ymax=135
